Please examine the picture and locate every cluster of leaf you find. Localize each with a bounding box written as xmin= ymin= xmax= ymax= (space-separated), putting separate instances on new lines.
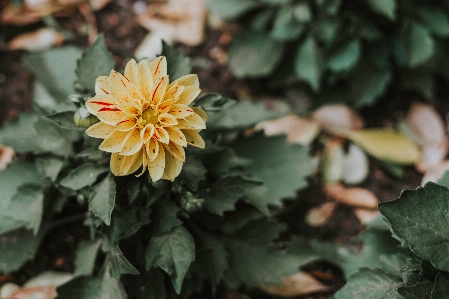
xmin=333 ymin=179 xmax=449 ymax=298
xmin=209 ymin=0 xmax=449 ymax=107
xmin=0 ymin=36 xmax=323 ymax=298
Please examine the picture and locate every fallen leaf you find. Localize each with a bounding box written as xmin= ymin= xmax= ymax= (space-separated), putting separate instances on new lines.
xmin=407 ymin=102 xmax=445 ymax=146
xmin=324 ymin=183 xmax=379 ymax=209
xmin=415 ymin=140 xmax=449 ymax=173
xmin=1 ymin=1 xmax=76 ymax=25
xmin=0 ymin=283 xmax=19 ymax=298
xmin=260 ymin=271 xmax=331 ymax=297
xmin=311 ymin=104 xmax=364 ymax=135
xmin=342 ymin=143 xmax=369 ymax=185
xmin=134 ymin=27 xmax=175 ymax=60
xmin=7 ymin=28 xmax=64 ymax=51
xmin=0 ymin=145 xmax=14 ymax=170
xmin=255 ymin=115 xmax=320 ymax=146
xmin=346 ymin=129 xmax=421 ymax=165
xmin=305 ymin=202 xmax=337 ymax=227
xmin=421 ymin=160 xmax=449 ymax=186
xmin=321 ymin=138 xmax=344 ymax=184
xmin=354 ymin=208 xmax=381 ymax=225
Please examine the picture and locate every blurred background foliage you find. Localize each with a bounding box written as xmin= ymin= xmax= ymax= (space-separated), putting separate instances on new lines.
xmin=209 ymin=0 xmax=449 ymax=109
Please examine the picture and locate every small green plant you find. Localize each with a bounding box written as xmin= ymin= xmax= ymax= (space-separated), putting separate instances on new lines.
xmin=209 ymin=0 xmax=449 ymax=107
xmin=0 ymin=35 xmax=322 ymax=297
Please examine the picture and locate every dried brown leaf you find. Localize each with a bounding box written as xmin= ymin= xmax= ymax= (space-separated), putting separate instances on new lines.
xmin=0 ymin=145 xmax=14 ymax=171
xmin=305 ymin=202 xmax=337 ymax=227
xmin=324 ymin=183 xmax=379 ymax=209
xmin=260 ymin=271 xmax=331 ymax=297
xmin=311 ymin=104 xmax=364 ymax=136
xmin=7 ymin=28 xmax=64 ymax=51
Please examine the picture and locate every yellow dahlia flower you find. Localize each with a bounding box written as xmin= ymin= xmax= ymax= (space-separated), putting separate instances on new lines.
xmin=85 ymin=56 xmax=206 ymax=181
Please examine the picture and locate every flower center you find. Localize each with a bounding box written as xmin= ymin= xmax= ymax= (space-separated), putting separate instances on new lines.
xmin=142 ymin=107 xmax=158 ymax=125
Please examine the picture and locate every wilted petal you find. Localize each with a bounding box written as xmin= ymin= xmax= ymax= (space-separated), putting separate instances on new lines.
xmin=149 ymin=56 xmax=167 ymax=83
xmin=138 ymin=60 xmax=153 ymax=100
xmin=169 ymin=104 xmax=194 ymax=118
xmin=120 ymin=128 xmax=144 ymax=156
xmin=165 ymin=127 xmax=187 ymax=146
xmin=124 ymin=58 xmax=139 ymax=86
xmin=154 ymin=127 xmax=170 ymax=144
xmin=110 ymin=70 xmax=142 ymax=99
xmin=148 ymin=146 xmax=165 ymax=181
xmin=85 ymin=122 xmax=115 ymax=138
xmin=146 ymin=138 xmax=159 ymax=161
xmin=99 ymin=130 xmax=130 ymax=152
xmin=116 ymin=115 xmax=137 ymax=131
xmin=95 ymin=76 xmax=111 ymax=95
xmin=176 ymin=86 xmax=200 ymax=105
xmin=163 ymin=141 xmax=185 ymax=162
xmin=183 ymin=129 xmax=205 ymax=148
xmin=151 ymin=76 xmax=168 ymax=105
xmin=173 ymin=74 xmax=199 ymax=89
xmin=158 ymin=112 xmax=178 ymax=126
xmin=162 ymin=152 xmax=183 ymax=181
xmin=85 ymin=95 xmax=115 ymax=115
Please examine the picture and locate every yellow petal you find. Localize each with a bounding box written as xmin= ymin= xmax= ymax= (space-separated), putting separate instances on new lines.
xmin=158 ymin=112 xmax=178 ymax=126
xmin=117 ymin=102 xmax=141 ymax=115
xmin=154 ymin=127 xmax=170 ymax=144
xmin=183 ymin=129 xmax=205 ymax=148
xmin=124 ymin=58 xmax=139 ymax=86
xmin=149 ymin=56 xmax=167 ymax=83
xmin=110 ymin=84 xmax=133 ymax=105
xmin=148 ymin=145 xmax=165 ymax=182
xmin=163 ymin=141 xmax=185 ymax=162
xmin=172 ymin=74 xmax=199 ymax=89
xmin=162 ymin=151 xmax=183 ymax=181
xmin=177 ymin=113 xmax=206 ymax=130
xmin=169 ymin=104 xmax=194 ymax=118
xmin=192 ymin=107 xmax=208 ymax=122
xmin=346 ymin=129 xmax=421 ymax=165
xmin=120 ymin=127 xmax=144 ymax=156
xmin=158 ymin=99 xmax=176 ymax=113
xmin=140 ymin=123 xmax=155 ymax=143
xmin=110 ymin=153 xmax=123 ymax=176
xmin=85 ymin=122 xmax=115 ymax=138
xmin=146 ymin=137 xmax=159 ymax=161
xmin=116 ymin=115 xmax=137 ymax=131
xmin=164 ymin=83 xmax=184 ymax=101
xmin=97 ymin=107 xmax=128 ymax=126
xmin=150 ymin=75 xmax=168 ymax=105
xmin=110 ymin=70 xmax=142 ymax=99
xmin=99 ymin=130 xmax=130 ymax=152
xmin=85 ymin=95 xmax=115 ymax=115
xmin=120 ymin=149 xmax=143 ymax=175
xmin=95 ymin=76 xmax=111 ymax=95
xmin=165 ymin=126 xmax=187 ymax=147
xmin=138 ymin=59 xmax=153 ymax=100
xmin=176 ymin=86 xmax=200 ymax=105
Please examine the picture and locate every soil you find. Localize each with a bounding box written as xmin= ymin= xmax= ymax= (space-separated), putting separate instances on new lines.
xmin=0 ymin=1 xmax=427 ymax=298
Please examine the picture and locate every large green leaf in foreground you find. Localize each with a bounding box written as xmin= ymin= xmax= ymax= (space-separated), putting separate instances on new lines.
xmin=378 ymin=183 xmax=449 ymax=271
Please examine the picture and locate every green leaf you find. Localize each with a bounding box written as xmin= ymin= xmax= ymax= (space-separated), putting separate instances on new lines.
xmin=228 ymin=30 xmax=285 ymax=78
xmin=74 ymin=239 xmax=102 ymax=276
xmin=207 ymin=0 xmax=260 ymax=19
xmin=149 ymin=200 xmax=182 ymax=234
xmin=0 ymin=228 xmax=47 ymax=273
xmin=366 ymin=0 xmax=396 ymax=20
xmin=109 ymin=245 xmax=140 ymax=278
xmin=271 ymin=7 xmax=304 ymax=41
xmin=36 ymin=157 xmax=64 ymax=181
xmin=145 ymin=225 xmax=195 ymax=294
xmin=417 ymin=8 xmax=449 ymax=36
xmin=399 ymin=21 xmax=434 ymax=67
xmin=201 ymin=174 xmax=262 ymax=215
xmin=56 ymin=276 xmax=101 ymax=299
xmin=89 ymin=174 xmax=116 ymax=226
xmin=44 ymin=111 xmax=84 ymax=130
xmin=431 ymin=273 xmax=449 ymax=298
xmin=397 ymin=281 xmax=434 ymax=299
xmin=233 ymin=133 xmax=313 ymax=206
xmin=75 ymin=34 xmax=115 ymax=93
xmin=207 ymin=99 xmax=288 ymax=130
xmin=32 ymin=81 xmax=76 ymax=113
xmin=162 ymin=41 xmax=191 ymax=82
xmin=232 ymin=218 xmax=286 ymax=246
xmin=124 ymin=270 xmax=167 ymax=299
xmin=328 ymin=40 xmax=361 ymax=71
xmin=378 ymin=183 xmax=449 ymax=272
xmin=192 ymin=93 xmax=236 ymax=111
xmin=295 ymin=36 xmax=323 ymax=91
xmin=60 ymin=163 xmax=108 ymax=190
xmin=351 ymin=66 xmax=391 ymax=107
xmin=22 ymin=46 xmax=82 ymax=99
xmin=178 ymin=156 xmax=206 ymax=191
xmin=106 ymin=206 xmax=151 ymax=245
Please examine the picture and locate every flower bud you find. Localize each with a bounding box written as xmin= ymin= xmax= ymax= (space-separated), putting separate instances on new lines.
xmin=74 ymin=107 xmax=100 ymax=128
